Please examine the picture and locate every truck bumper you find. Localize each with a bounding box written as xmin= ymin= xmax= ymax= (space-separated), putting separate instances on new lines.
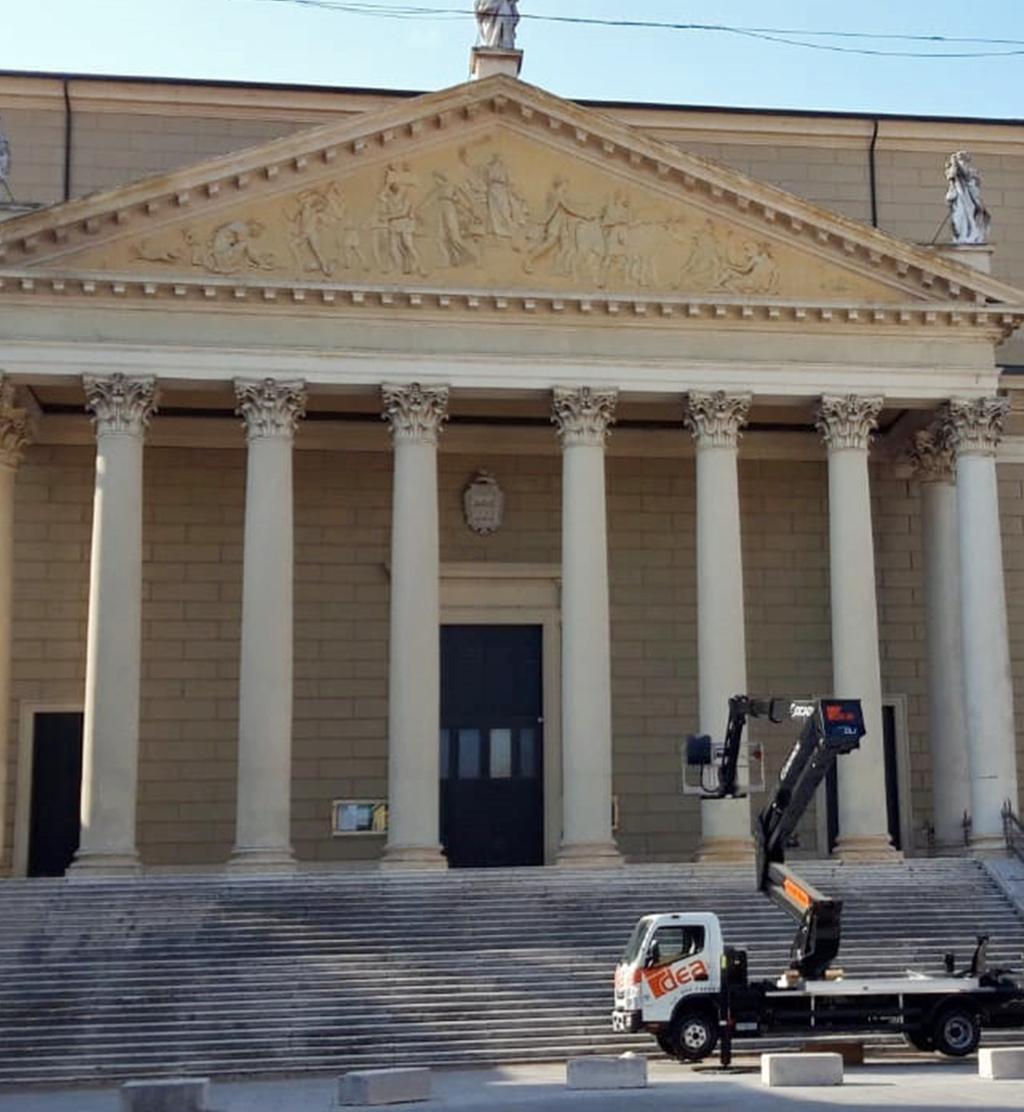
xmin=611 ymin=1009 xmax=643 ymax=1034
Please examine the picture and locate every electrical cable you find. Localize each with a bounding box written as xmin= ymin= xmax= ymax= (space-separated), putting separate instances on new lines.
xmin=232 ymin=0 xmax=1024 ymax=58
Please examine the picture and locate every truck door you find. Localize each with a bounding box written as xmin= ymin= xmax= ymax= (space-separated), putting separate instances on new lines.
xmin=640 ymin=922 xmax=716 ymax=1022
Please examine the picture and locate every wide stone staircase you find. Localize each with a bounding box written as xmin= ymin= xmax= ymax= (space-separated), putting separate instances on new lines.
xmin=0 ymin=857 xmax=1022 ymax=1085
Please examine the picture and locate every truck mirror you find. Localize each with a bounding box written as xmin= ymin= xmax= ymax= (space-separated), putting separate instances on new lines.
xmin=768 ymin=698 xmax=787 ymax=723
xmin=645 ymin=943 xmax=661 ymax=967
xmin=685 ymin=735 xmax=712 ymax=767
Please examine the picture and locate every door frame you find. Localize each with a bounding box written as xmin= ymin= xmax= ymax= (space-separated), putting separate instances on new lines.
xmin=441 ymin=563 xmax=561 ymax=865
xmin=814 ymin=693 xmax=913 ymax=857
xmin=13 ymin=701 xmax=84 ymax=878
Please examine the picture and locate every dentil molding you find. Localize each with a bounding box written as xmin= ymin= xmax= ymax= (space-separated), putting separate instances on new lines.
xmin=234 ymin=378 xmax=307 ymax=440
xmin=551 ymin=386 xmax=618 ymax=447
xmin=684 ymin=390 xmax=752 ymax=448
xmin=815 ymin=393 xmax=883 ymax=451
xmin=381 ymin=382 xmax=450 ymax=444
xmin=83 ymin=373 xmax=158 ymax=438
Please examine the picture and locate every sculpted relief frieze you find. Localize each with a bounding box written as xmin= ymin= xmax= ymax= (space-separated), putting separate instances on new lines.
xmin=59 ymin=132 xmax=899 ymax=301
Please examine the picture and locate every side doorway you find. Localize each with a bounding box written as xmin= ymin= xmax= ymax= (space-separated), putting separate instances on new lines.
xmin=26 ymin=711 xmax=84 ymax=877
xmin=440 ymin=625 xmax=544 ymax=868
xmin=821 ymin=700 xmax=910 ymax=855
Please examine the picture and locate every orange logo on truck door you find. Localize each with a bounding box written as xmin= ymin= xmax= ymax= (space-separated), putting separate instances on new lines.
xmin=644 ymin=959 xmax=710 ymax=999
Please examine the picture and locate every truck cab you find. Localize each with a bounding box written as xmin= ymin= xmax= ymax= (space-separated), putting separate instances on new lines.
xmin=613 ymin=912 xmax=726 ymax=1058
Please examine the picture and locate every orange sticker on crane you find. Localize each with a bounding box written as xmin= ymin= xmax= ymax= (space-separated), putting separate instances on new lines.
xmin=784 ymin=878 xmax=812 ymax=909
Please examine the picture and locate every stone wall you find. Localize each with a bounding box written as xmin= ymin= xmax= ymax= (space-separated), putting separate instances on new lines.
xmin=5 ymin=437 xmax=1002 ymax=872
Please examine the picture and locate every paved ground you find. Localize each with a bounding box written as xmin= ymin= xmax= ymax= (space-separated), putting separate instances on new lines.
xmin=2 ymin=1056 xmax=1024 ymax=1112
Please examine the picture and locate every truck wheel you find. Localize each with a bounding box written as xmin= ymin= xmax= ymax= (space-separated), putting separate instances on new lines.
xmin=668 ymin=1011 xmax=719 ymax=1062
xmin=905 ymin=1028 xmax=934 ymax=1052
xmin=655 ymin=1031 xmax=677 ymax=1059
xmin=933 ymin=1008 xmax=981 ymax=1057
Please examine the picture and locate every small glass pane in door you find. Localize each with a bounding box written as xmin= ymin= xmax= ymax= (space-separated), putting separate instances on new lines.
xmin=490 ymin=729 xmax=512 ymax=779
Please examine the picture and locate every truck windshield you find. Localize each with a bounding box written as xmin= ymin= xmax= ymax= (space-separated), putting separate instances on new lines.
xmin=621 ymin=918 xmax=651 ymax=964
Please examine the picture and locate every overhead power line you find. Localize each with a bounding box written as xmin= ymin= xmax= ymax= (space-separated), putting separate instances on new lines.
xmin=235 ymin=0 xmax=1024 ymax=58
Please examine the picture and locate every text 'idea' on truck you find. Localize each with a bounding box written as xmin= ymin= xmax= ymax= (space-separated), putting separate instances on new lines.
xmin=611 ymin=697 xmax=1024 ymax=1063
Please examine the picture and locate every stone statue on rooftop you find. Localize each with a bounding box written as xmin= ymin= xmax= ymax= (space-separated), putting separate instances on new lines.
xmin=475 ymin=0 xmax=520 ymax=51
xmin=0 ymin=118 xmax=13 ymax=203
xmin=945 ymin=150 xmax=991 ymax=246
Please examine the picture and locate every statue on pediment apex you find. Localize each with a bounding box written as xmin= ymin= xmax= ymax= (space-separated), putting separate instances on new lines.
xmin=945 ymin=150 xmax=991 ymax=246
xmin=475 ymin=0 xmax=519 ymax=51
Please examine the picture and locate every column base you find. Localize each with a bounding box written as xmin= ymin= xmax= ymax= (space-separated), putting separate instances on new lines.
xmin=969 ymin=834 xmax=1010 ymax=857
xmin=227 ymin=846 xmax=297 ymax=874
xmin=696 ymin=837 xmax=756 ymax=864
xmin=67 ymin=850 xmax=142 ymax=879
xmin=379 ymin=844 xmax=448 ymax=871
xmin=556 ymin=842 xmax=624 ymax=868
xmin=834 ymin=835 xmax=901 ymax=863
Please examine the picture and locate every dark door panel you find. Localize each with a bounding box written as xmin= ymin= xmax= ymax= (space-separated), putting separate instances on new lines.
xmin=28 ymin=712 xmax=84 ymax=877
xmin=441 ymin=626 xmax=544 ymax=868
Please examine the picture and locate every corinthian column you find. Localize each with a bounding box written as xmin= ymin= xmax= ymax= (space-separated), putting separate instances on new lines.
xmin=72 ymin=373 xmax=157 ymax=876
xmin=685 ymin=391 xmax=754 ymax=861
xmin=553 ymin=387 xmax=622 ymax=867
xmin=229 ymin=378 xmax=306 ymax=872
xmin=0 ymin=380 xmax=30 ymax=872
xmin=909 ymin=427 xmax=970 ymax=852
xmin=816 ymin=395 xmax=894 ymax=859
xmin=381 ymin=383 xmax=449 ymax=870
xmin=943 ymin=397 xmax=1019 ymax=851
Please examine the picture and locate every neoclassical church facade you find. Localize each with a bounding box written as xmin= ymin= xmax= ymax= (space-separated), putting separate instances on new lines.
xmin=0 ymin=37 xmax=1023 ymax=876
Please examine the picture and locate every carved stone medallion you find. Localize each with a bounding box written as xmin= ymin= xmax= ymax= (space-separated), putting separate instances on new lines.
xmin=463 ymin=471 xmax=505 ymax=535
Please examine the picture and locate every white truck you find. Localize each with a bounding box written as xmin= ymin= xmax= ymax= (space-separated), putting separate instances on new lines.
xmin=611 ymin=697 xmax=1024 ymax=1062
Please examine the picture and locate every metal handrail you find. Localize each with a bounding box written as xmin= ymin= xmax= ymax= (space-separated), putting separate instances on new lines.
xmin=1002 ymin=800 xmax=1024 ymax=863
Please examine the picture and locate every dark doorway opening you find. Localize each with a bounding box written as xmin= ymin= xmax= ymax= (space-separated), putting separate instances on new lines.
xmin=28 ymin=711 xmax=84 ymax=877
xmin=825 ymin=703 xmax=901 ymax=854
xmin=440 ymin=625 xmax=544 ymax=868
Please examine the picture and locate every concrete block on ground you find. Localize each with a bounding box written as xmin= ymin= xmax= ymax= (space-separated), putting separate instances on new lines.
xmin=802 ymin=1040 xmax=864 ymax=1065
xmin=567 ymin=1055 xmax=648 ymax=1090
xmin=339 ymin=1068 xmax=432 ymax=1106
xmin=120 ymin=1078 xmax=210 ymax=1112
xmin=980 ymin=1048 xmax=1024 ymax=1079
xmin=761 ymin=1052 xmax=843 ymax=1087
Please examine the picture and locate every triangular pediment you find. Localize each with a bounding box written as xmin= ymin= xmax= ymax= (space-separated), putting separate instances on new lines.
xmin=2 ymin=75 xmax=1023 ymax=321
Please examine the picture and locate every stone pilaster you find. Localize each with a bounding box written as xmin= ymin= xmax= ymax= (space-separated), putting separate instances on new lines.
xmin=72 ymin=373 xmax=158 ymax=877
xmin=0 ymin=379 xmax=30 ymax=872
xmin=552 ymin=387 xmax=622 ymax=866
xmin=684 ymin=391 xmax=754 ymax=862
xmin=816 ymin=394 xmax=895 ymax=860
xmin=381 ymin=383 xmax=449 ymax=870
xmin=908 ymin=426 xmax=970 ymax=852
xmin=942 ymin=396 xmax=1018 ymax=852
xmin=229 ymin=378 xmax=306 ymax=872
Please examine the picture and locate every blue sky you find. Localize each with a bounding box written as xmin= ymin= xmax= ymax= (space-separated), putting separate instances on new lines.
xmin=4 ymin=0 xmax=1024 ymax=118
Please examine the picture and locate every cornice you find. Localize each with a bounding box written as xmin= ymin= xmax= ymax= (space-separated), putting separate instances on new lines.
xmin=0 ymin=269 xmax=1017 ymax=338
xmin=1 ymin=75 xmax=1021 ymax=312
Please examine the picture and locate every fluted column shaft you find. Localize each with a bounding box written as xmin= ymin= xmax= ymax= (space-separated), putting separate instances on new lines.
xmin=73 ymin=374 xmax=157 ymax=876
xmin=0 ymin=381 xmax=30 ymax=872
xmin=553 ymin=387 xmax=622 ymax=867
xmin=817 ymin=395 xmax=894 ymax=859
xmin=381 ymin=384 xmax=449 ymax=870
xmin=945 ymin=397 xmax=1019 ymax=851
xmin=910 ymin=428 xmax=970 ymax=851
xmin=685 ymin=391 xmax=753 ymax=860
xmin=229 ymin=378 xmax=306 ymax=872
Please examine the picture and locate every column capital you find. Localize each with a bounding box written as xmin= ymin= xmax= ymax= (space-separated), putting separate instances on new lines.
xmin=235 ymin=378 xmax=306 ymax=441
xmin=942 ymin=396 xmax=1010 ymax=458
xmin=684 ymin=390 xmax=752 ymax=448
xmin=816 ymin=394 xmax=883 ymax=452
xmin=381 ymin=383 xmax=450 ymax=445
xmin=0 ymin=378 xmax=32 ymax=468
xmin=552 ymin=386 xmax=618 ymax=448
xmin=909 ymin=425 xmax=956 ymax=483
xmin=84 ymin=374 xmax=158 ymax=438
